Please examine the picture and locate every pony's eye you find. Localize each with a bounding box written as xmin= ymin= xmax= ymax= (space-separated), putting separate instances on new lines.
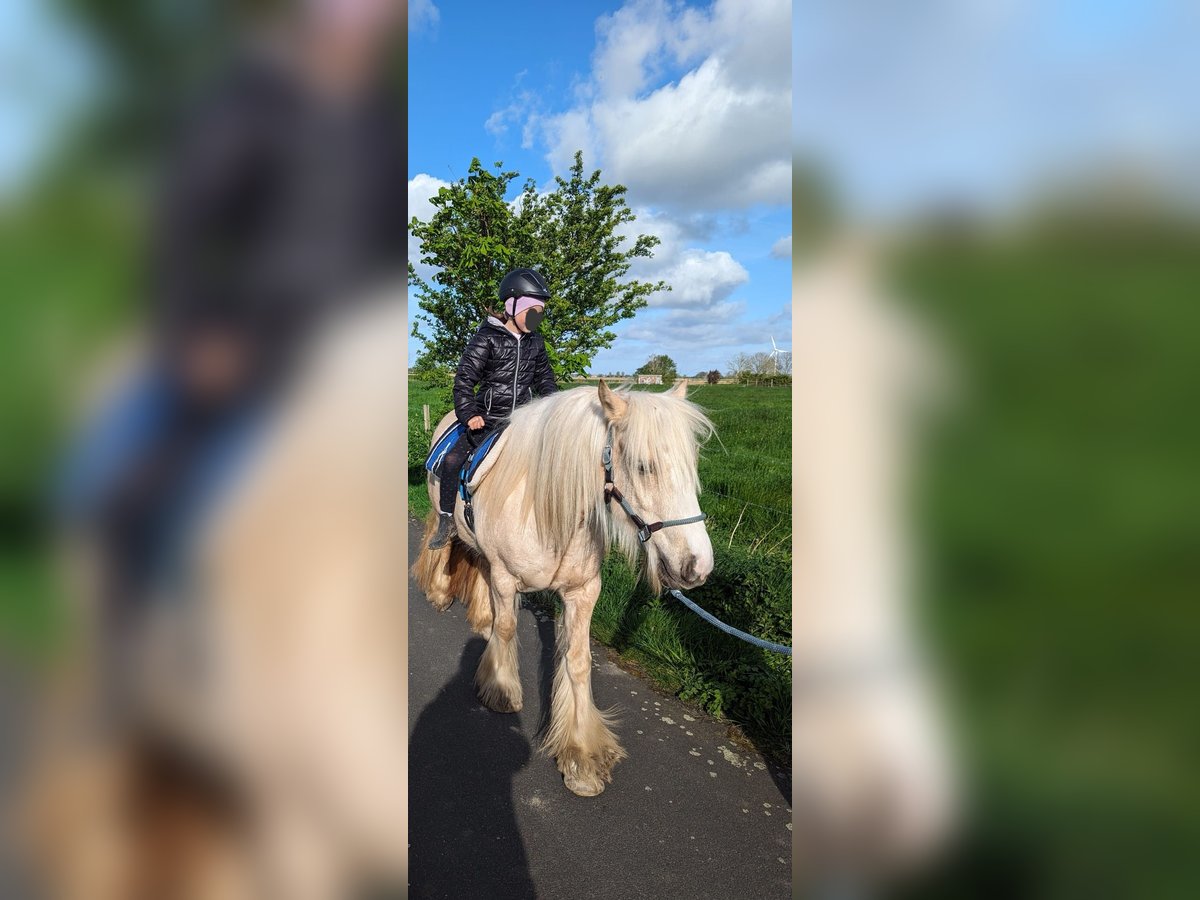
xmin=637 ymin=462 xmax=656 ymax=476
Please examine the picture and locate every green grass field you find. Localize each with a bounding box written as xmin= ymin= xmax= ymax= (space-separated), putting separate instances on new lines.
xmin=409 ymin=379 xmax=794 ymax=761
xmin=889 ymin=231 xmax=1200 ymax=898
xmin=0 ymin=188 xmax=138 ymax=660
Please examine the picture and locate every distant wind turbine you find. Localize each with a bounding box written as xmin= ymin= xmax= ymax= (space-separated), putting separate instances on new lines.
xmin=769 ymin=335 xmax=792 ymax=374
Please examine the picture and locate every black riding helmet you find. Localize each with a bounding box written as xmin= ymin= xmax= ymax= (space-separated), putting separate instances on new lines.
xmin=499 ymin=268 xmax=551 ymax=307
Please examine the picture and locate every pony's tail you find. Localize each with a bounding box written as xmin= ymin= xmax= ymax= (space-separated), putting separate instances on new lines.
xmin=410 ymin=511 xmax=494 ymax=636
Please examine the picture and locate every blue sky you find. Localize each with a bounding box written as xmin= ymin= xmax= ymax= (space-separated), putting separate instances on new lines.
xmin=408 ymin=0 xmax=793 ymax=376
xmin=0 ymin=0 xmax=95 ymax=203
xmin=792 ymin=0 xmax=1200 ymax=219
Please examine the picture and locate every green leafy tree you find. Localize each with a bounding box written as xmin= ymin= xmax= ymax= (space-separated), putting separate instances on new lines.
xmin=409 ymin=152 xmax=667 ymax=386
xmin=635 ymin=354 xmax=678 ymax=384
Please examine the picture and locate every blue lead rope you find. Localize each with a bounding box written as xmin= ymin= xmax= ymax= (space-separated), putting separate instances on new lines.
xmin=667 ymin=589 xmax=793 ymax=656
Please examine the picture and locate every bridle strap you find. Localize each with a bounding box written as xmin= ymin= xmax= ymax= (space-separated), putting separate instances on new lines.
xmin=602 ymin=435 xmax=707 ymax=543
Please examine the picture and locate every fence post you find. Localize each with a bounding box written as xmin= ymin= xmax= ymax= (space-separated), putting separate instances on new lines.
xmin=423 ymin=404 xmax=430 ymax=432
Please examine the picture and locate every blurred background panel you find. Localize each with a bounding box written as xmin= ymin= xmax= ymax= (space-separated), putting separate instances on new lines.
xmin=0 ymin=0 xmax=405 ymax=659
xmin=795 ymin=2 xmax=1199 ymax=897
xmin=0 ymin=5 xmax=271 ymax=893
xmin=1 ymin=4 xmax=407 ymax=893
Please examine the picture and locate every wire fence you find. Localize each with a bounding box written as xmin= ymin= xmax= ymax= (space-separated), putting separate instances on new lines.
xmin=702 ymin=488 xmax=792 ymax=519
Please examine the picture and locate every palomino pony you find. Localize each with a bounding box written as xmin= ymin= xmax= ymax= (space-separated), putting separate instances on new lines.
xmin=24 ymin=295 xmax=410 ymax=899
xmin=412 ymin=378 xmax=714 ymax=796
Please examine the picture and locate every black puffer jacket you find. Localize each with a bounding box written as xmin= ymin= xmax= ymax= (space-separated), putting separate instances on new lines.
xmin=150 ymin=50 xmax=406 ymax=385
xmin=453 ymin=317 xmax=558 ymax=425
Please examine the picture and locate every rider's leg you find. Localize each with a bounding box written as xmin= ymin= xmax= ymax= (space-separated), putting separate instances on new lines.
xmin=429 ymin=437 xmax=470 ymax=549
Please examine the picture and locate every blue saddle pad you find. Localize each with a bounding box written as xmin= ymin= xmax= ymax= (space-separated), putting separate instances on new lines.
xmin=425 ymin=421 xmax=466 ymax=477
xmin=460 ymin=428 xmax=502 ymax=490
xmin=53 ymin=365 xmax=269 ymax=587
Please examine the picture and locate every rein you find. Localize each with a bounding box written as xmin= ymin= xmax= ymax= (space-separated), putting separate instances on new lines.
xmin=602 ymin=433 xmax=707 ymax=543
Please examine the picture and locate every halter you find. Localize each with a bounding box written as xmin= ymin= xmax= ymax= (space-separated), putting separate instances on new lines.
xmin=602 ymin=432 xmax=707 ymax=543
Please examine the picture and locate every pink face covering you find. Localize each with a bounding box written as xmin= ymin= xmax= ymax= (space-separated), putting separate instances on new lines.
xmin=506 ymin=295 xmax=546 ymax=317
xmin=305 ymin=0 xmax=394 ymax=31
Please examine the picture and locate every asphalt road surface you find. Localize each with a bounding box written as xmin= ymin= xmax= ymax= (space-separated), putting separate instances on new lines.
xmin=408 ymin=518 xmax=793 ymax=900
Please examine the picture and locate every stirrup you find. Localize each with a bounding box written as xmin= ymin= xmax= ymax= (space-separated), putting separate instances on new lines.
xmin=428 ymin=513 xmax=455 ymax=549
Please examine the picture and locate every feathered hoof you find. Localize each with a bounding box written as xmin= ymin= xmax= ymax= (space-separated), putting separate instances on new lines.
xmin=563 ymin=769 xmax=607 ymax=797
xmin=556 ymin=746 xmax=621 ymax=798
xmin=476 ymin=681 xmax=523 ymax=714
xmin=427 ymin=591 xmax=454 ymax=612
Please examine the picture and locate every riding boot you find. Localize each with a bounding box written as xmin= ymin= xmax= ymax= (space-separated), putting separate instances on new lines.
xmin=428 ymin=512 xmax=456 ymax=549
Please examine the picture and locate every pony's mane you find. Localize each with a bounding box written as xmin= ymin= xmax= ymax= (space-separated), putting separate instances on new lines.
xmin=476 ymin=385 xmax=714 ymax=564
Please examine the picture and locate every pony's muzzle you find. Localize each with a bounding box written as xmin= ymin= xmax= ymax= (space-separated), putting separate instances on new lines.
xmin=682 ymin=554 xmax=704 ymax=587
xmin=666 ymin=553 xmax=710 ymax=590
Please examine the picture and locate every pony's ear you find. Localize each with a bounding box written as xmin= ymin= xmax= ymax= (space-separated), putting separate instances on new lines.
xmin=668 ymin=378 xmax=687 ymax=399
xmin=598 ymin=378 xmax=628 ymax=422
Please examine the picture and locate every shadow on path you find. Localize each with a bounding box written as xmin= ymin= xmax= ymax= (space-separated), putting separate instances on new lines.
xmin=521 ymin=595 xmax=558 ymax=740
xmin=408 ymin=638 xmax=535 ymax=900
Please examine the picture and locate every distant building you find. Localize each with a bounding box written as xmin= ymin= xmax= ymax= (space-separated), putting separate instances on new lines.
xmin=636 ymin=374 xmax=663 ymax=385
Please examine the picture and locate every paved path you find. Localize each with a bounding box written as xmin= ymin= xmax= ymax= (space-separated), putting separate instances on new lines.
xmin=408 ymin=519 xmax=793 ymax=900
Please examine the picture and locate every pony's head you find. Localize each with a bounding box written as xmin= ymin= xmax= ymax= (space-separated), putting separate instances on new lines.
xmin=597 ymin=379 xmax=715 ymax=592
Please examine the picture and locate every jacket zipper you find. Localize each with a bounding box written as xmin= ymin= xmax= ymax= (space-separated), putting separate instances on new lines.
xmin=511 ymin=334 xmax=521 ymax=415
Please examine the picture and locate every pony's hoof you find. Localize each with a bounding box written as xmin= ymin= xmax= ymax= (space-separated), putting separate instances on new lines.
xmin=563 ymin=771 xmax=606 ymax=797
xmin=477 ymin=688 xmax=522 ymax=713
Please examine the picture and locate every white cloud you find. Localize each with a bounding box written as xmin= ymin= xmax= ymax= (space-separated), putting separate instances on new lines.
xmin=409 ymin=173 xmax=448 ymax=213
xmin=620 ymin=300 xmax=791 ymax=355
xmin=592 ymin=0 xmax=698 ymax=99
xmin=770 ymin=234 xmax=792 ymax=258
xmin=592 ymin=297 xmax=792 ymax=373
xmin=613 ymin=207 xmax=748 ymax=309
xmin=614 ymin=207 xmax=691 ymax=264
xmin=408 ymin=173 xmax=449 ymax=280
xmin=408 ymin=0 xmax=439 ymax=34
xmin=540 ymin=0 xmax=790 ymax=212
xmin=542 ymin=108 xmax=597 ymax=175
xmin=645 ymin=249 xmax=748 ymax=309
xmin=484 ymin=109 xmax=508 ymax=138
xmin=485 ymin=87 xmax=541 ymax=149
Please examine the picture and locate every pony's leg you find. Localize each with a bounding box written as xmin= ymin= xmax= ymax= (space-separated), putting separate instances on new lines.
xmin=473 ymin=569 xmax=522 ymax=713
xmin=542 ymin=575 xmax=627 ymax=797
xmin=411 ymin=510 xmax=454 ymax=611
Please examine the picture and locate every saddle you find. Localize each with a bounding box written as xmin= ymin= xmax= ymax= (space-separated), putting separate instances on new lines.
xmin=425 ymin=420 xmax=509 ymax=533
xmin=460 ymin=430 xmax=504 ymax=489
xmin=55 ymin=366 xmax=270 ymax=589
xmin=424 ymin=421 xmax=465 ymax=477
